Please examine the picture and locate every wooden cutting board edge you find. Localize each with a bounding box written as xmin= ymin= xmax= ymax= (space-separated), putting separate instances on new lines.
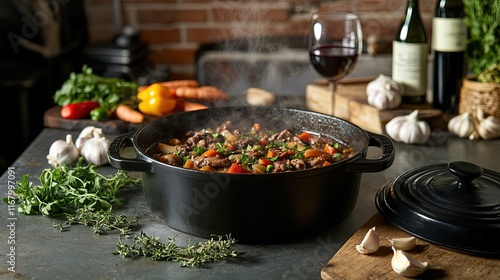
xmin=321 ymin=213 xmax=500 ymax=280
xmin=43 ymin=106 xmax=154 ymax=134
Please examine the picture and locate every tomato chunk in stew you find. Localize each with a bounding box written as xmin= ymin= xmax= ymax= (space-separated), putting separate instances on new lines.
xmin=151 ymin=121 xmax=355 ymax=173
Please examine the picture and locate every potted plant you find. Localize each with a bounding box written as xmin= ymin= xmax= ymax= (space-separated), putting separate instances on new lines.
xmin=460 ymin=0 xmax=500 ymax=118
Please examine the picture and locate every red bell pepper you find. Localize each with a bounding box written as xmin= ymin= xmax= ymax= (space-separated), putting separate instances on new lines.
xmin=60 ymin=101 xmax=100 ymax=119
xmin=258 ymin=158 xmax=272 ymax=166
xmin=228 ymin=163 xmax=251 ymax=174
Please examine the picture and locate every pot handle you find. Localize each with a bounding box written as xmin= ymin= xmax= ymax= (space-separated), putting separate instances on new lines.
xmin=108 ymin=132 xmax=153 ymax=172
xmin=345 ymin=132 xmax=395 ymax=173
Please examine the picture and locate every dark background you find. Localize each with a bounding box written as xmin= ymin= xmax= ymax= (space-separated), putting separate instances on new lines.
xmin=0 ymin=0 xmax=89 ymax=173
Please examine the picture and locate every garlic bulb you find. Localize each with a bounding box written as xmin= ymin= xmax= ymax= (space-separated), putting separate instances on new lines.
xmin=80 ymin=131 xmax=110 ymax=166
xmin=387 ymin=236 xmax=416 ymax=251
xmin=366 ymin=74 xmax=403 ymax=110
xmin=448 ymin=112 xmax=475 ymax=138
xmin=75 ymin=126 xmax=105 ymax=150
xmin=385 ymin=110 xmax=431 ymax=144
xmin=355 ymin=227 xmax=380 ymax=254
xmin=391 ymin=247 xmax=428 ymax=277
xmin=476 ymin=109 xmax=500 ymax=140
xmin=47 ymin=134 xmax=80 ymax=167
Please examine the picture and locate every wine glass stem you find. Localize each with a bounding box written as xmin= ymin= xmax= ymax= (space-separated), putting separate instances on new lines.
xmin=330 ymin=82 xmax=337 ymax=93
xmin=330 ymin=81 xmax=337 ymax=116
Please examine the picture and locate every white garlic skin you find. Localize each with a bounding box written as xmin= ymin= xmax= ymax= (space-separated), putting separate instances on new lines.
xmin=388 ymin=236 xmax=416 ymax=251
xmin=391 ymin=246 xmax=428 ymax=277
xmin=448 ymin=112 xmax=475 ymax=138
xmin=80 ymin=132 xmax=110 ymax=166
xmin=477 ymin=115 xmax=500 ymax=140
xmin=385 ymin=110 xmax=431 ymax=144
xmin=75 ymin=126 xmax=104 ymax=150
xmin=47 ymin=134 xmax=80 ymax=167
xmin=355 ymin=227 xmax=380 ymax=254
xmin=366 ymin=74 xmax=403 ymax=110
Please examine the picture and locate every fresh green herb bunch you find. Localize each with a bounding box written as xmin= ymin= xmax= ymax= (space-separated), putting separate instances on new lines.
xmin=6 ymin=158 xmax=142 ymax=216
xmin=63 ymin=207 xmax=139 ymax=235
xmin=463 ymin=0 xmax=500 ymax=83
xmin=477 ymin=64 xmax=500 ymax=84
xmin=53 ymin=65 xmax=138 ymax=110
xmin=114 ymin=231 xmax=238 ymax=267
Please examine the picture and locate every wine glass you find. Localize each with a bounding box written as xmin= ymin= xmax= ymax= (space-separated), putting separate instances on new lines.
xmin=308 ymin=12 xmax=363 ymax=107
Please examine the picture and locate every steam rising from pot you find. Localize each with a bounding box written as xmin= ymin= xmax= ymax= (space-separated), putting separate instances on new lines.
xmin=197 ymin=2 xmax=317 ymax=99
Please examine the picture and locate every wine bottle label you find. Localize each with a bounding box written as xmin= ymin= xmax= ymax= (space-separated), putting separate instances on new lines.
xmin=432 ymin=18 xmax=467 ymax=52
xmin=392 ymin=41 xmax=428 ymax=97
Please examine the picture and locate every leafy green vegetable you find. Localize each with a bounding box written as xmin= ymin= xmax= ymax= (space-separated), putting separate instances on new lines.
xmin=5 ymin=158 xmax=142 ymax=216
xmin=114 ymin=231 xmax=238 ymax=267
xmin=53 ymin=65 xmax=138 ymax=110
xmin=464 ymin=0 xmax=500 ymax=81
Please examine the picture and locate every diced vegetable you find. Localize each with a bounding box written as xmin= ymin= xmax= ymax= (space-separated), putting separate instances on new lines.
xmin=299 ymin=132 xmax=313 ymax=142
xmin=228 ymin=163 xmax=251 ymax=174
xmin=324 ymin=144 xmax=339 ymax=155
xmin=202 ymin=149 xmax=221 ymax=157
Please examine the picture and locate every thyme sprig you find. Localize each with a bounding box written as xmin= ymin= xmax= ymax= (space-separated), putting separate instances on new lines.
xmin=63 ymin=207 xmax=139 ymax=235
xmin=114 ymin=232 xmax=238 ymax=267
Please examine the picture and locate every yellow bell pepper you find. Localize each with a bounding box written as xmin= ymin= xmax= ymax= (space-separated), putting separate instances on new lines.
xmin=137 ymin=83 xmax=177 ymax=116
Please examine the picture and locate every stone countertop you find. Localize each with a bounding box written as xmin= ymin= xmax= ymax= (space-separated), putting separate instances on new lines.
xmin=1 ymin=111 xmax=499 ymax=279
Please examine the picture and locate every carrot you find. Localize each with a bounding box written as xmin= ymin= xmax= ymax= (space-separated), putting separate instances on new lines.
xmin=201 ymin=149 xmax=221 ymax=157
xmin=181 ymin=101 xmax=208 ymax=111
xmin=175 ymin=86 xmax=228 ymax=100
xmin=114 ymin=104 xmax=145 ymax=124
xmin=137 ymin=80 xmax=199 ymax=93
xmin=159 ymin=79 xmax=199 ymax=89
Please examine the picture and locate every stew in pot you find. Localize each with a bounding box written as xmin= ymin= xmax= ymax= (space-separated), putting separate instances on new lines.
xmin=150 ymin=121 xmax=355 ymax=173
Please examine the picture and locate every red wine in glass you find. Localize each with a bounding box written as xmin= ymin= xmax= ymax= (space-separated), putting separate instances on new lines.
xmin=308 ymin=12 xmax=362 ymax=114
xmin=309 ymin=44 xmax=359 ymax=83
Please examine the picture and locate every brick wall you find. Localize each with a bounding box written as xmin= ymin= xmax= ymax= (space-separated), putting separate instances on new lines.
xmin=84 ymin=0 xmax=437 ymax=79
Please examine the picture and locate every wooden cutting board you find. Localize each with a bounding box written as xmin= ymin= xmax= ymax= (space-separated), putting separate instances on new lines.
xmin=321 ymin=213 xmax=500 ymax=279
xmin=306 ymin=78 xmax=445 ymax=134
xmin=43 ymin=106 xmax=157 ymax=134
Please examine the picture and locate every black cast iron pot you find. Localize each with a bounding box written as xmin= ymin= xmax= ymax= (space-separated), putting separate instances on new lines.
xmin=108 ymin=106 xmax=395 ymax=243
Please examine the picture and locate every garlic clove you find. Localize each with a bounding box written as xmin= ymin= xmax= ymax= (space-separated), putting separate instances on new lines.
xmin=355 ymin=227 xmax=380 ymax=254
xmin=47 ymin=134 xmax=80 ymax=167
xmin=391 ymin=246 xmax=428 ymax=277
xmin=387 ymin=236 xmax=416 ymax=251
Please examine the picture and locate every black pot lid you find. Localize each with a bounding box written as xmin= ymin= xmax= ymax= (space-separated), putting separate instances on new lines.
xmin=375 ymin=161 xmax=500 ymax=257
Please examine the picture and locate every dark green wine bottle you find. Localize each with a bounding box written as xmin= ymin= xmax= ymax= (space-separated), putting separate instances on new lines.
xmin=432 ymin=0 xmax=467 ymax=113
xmin=392 ymin=0 xmax=428 ymax=104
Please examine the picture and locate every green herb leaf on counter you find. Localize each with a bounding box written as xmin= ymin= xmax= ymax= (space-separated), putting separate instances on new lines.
xmin=4 ymin=157 xmax=142 ymax=216
xmin=64 ymin=207 xmax=139 ymax=235
xmin=53 ymin=65 xmax=138 ymax=111
xmin=114 ymin=232 xmax=238 ymax=267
